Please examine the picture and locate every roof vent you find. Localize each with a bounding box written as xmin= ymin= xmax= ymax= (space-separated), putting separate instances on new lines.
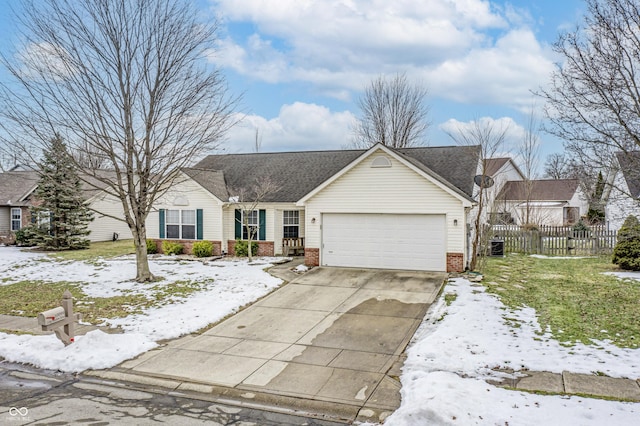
xmin=371 ymin=155 xmax=392 ymax=168
xmin=173 ymin=195 xmax=189 ymax=206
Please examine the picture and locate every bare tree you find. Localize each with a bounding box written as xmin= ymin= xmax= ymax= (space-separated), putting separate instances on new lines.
xmin=544 ymin=152 xmax=608 ymax=219
xmin=543 ymin=153 xmax=570 ymax=179
xmin=353 ymin=73 xmax=430 ymax=148
xmin=517 ymin=109 xmax=542 ymax=226
xmin=0 ymin=0 xmax=238 ymax=282
xmin=229 ymin=178 xmax=279 ymax=262
xmin=446 ymin=118 xmax=509 ymax=271
xmin=538 ymin=0 xmax=640 ymax=196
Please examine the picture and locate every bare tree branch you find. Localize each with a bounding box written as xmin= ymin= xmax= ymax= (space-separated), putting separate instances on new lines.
xmin=0 ymin=0 xmax=239 ymax=281
xmin=353 ymin=73 xmax=430 ymax=148
xmin=537 ymin=0 xmax=640 ymax=198
xmin=446 ymin=118 xmax=509 ymax=271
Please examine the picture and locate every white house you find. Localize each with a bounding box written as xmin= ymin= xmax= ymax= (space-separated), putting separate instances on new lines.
xmin=494 ymin=179 xmax=588 ymax=226
xmin=605 ymin=151 xmax=640 ymax=230
xmin=146 ymin=143 xmax=481 ymax=272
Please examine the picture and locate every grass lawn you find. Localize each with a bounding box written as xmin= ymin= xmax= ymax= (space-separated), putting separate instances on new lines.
xmin=0 ymin=240 xmax=212 ymax=325
xmin=482 ymin=254 xmax=640 ymax=349
xmin=47 ymin=239 xmax=136 ymax=261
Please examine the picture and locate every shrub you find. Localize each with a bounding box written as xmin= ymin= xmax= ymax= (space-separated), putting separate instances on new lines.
xmin=617 ymin=215 xmax=640 ymax=241
xmin=572 ymin=219 xmax=591 ymax=237
xmin=146 ymin=239 xmax=158 ymax=254
xmin=192 ymin=240 xmax=214 ymax=257
xmin=234 ymin=239 xmax=258 ymax=257
xmin=15 ymin=226 xmax=40 ymax=247
xmin=162 ymin=240 xmax=183 ymax=255
xmin=612 ymin=215 xmax=640 ymax=271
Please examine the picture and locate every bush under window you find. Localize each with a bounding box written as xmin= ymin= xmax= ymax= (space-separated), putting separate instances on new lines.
xmin=234 ymin=239 xmax=258 ymax=257
xmin=146 ymin=239 xmax=158 ymax=254
xmin=162 ymin=240 xmax=183 ymax=256
xmin=192 ymin=241 xmax=213 ymax=257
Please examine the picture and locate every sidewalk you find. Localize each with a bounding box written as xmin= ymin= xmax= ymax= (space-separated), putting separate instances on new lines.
xmin=494 ymin=370 xmax=640 ymax=401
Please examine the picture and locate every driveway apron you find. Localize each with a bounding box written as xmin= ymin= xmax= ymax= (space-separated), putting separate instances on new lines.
xmin=106 ymin=267 xmax=446 ymax=423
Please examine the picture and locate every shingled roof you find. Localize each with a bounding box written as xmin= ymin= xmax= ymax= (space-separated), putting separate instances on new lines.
xmin=193 ymin=145 xmax=480 ymax=202
xmin=616 ymin=151 xmax=640 ymax=198
xmin=498 ymin=179 xmax=580 ymax=201
xmin=181 ymin=168 xmax=229 ymax=201
xmin=0 ymin=171 xmax=39 ymax=206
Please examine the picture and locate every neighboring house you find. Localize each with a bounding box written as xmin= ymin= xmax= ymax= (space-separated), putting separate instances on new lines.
xmin=147 ymin=143 xmax=480 ymax=272
xmin=494 ymin=179 xmax=588 ymax=226
xmin=0 ymin=170 xmax=132 ymax=242
xmin=479 ymin=157 xmax=525 ymax=224
xmin=0 ymin=171 xmax=39 ymax=237
xmin=605 ymin=151 xmax=640 ymax=230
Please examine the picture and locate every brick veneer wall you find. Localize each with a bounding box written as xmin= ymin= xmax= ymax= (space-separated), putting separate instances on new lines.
xmin=305 ymin=248 xmax=319 ymax=267
xmin=446 ymin=252 xmax=464 ymax=272
xmin=226 ymin=240 xmax=274 ymax=257
xmin=153 ymin=239 xmax=222 ymax=256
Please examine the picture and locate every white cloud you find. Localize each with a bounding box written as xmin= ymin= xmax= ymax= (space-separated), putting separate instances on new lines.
xmin=222 ymin=102 xmax=356 ymax=153
xmin=439 ymin=116 xmax=526 ymax=152
xmin=426 ymin=29 xmax=555 ymax=110
xmin=209 ymin=0 xmax=553 ymax=108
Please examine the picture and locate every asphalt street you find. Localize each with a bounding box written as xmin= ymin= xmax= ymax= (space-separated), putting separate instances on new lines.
xmin=0 ymin=361 xmax=344 ymax=425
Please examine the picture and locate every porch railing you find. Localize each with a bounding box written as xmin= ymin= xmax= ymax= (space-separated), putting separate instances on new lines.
xmin=282 ymin=237 xmax=304 ymax=256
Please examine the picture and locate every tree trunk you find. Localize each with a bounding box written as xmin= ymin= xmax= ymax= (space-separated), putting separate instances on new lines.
xmin=133 ymin=228 xmax=154 ymax=282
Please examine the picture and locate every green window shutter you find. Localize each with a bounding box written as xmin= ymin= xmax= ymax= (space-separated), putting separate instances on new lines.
xmin=234 ymin=209 xmax=241 ymax=239
xmin=259 ymin=209 xmax=266 ymax=241
xmin=159 ymin=209 xmax=165 ymax=239
xmin=196 ymin=209 xmax=203 ymax=240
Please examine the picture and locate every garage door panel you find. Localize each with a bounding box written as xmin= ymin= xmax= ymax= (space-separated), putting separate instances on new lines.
xmin=321 ymin=213 xmax=446 ymax=271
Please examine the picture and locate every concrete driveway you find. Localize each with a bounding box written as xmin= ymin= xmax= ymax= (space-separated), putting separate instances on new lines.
xmin=90 ymin=266 xmax=446 ymax=424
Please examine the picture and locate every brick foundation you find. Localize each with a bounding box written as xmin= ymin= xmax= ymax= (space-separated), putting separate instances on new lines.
xmin=152 ymin=239 xmax=222 ymax=256
xmin=226 ymin=240 xmax=274 ymax=257
xmin=446 ymin=252 xmax=464 ymax=273
xmin=305 ymin=248 xmax=320 ymax=267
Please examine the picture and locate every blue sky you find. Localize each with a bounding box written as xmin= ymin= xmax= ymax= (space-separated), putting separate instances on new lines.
xmin=0 ymin=0 xmax=587 ymax=167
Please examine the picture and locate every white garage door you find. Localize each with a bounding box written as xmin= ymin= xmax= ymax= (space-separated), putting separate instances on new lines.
xmin=321 ymin=213 xmax=446 ymax=271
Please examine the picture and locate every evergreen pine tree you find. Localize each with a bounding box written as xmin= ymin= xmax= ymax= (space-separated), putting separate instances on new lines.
xmin=31 ymin=135 xmax=94 ymax=250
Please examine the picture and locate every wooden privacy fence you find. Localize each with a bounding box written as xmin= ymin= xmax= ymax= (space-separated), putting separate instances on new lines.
xmin=487 ymin=226 xmax=618 ymax=256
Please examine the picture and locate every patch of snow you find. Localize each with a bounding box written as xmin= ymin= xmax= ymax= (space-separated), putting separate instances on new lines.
xmin=0 ymin=247 xmax=283 ymax=372
xmin=387 ymin=371 xmax=639 ymax=426
xmin=294 ymin=264 xmax=309 ymax=273
xmin=530 ymin=254 xmax=594 ymax=259
xmin=384 ymin=277 xmax=640 ymax=425
xmin=604 ymin=271 xmax=640 ymax=281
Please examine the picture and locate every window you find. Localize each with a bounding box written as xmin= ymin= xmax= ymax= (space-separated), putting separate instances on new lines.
xmin=11 ymin=208 xmax=21 ymax=231
xmin=243 ymin=210 xmax=259 ymax=240
xmin=234 ymin=209 xmax=265 ymax=241
xmin=283 ymin=210 xmax=299 ymax=238
xmin=165 ymin=209 xmax=196 ymax=239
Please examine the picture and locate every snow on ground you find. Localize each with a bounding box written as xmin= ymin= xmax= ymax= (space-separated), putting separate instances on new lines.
xmin=0 ymin=247 xmax=284 ymax=372
xmin=604 ymin=271 xmax=640 ymax=281
xmin=384 ymin=277 xmax=640 ymax=426
xmin=2 ymin=246 xmax=639 ymax=424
